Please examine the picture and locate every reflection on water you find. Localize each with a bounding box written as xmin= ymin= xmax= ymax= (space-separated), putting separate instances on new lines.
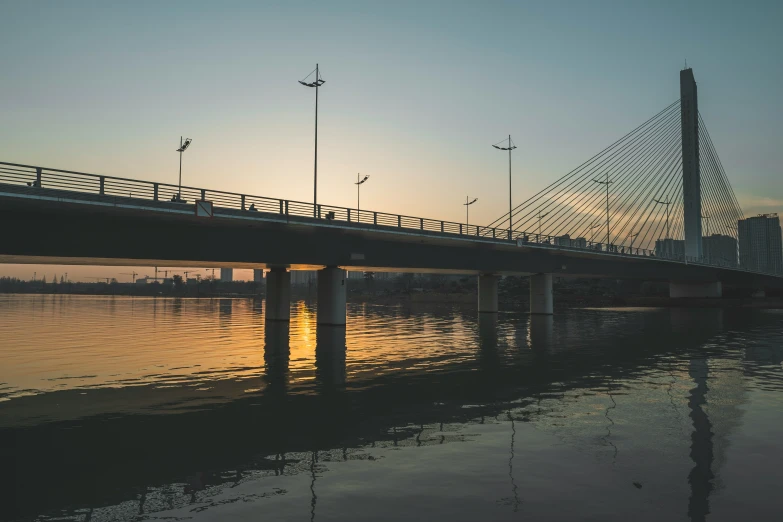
xmin=1 ymin=295 xmax=782 ymax=521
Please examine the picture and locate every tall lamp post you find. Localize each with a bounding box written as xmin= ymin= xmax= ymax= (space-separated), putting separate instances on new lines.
xmin=537 ymin=210 xmax=550 ymax=241
xmin=464 ymin=196 xmax=478 ymax=229
xmin=593 ymin=172 xmax=614 ymax=248
xmin=299 ymin=64 xmax=326 ymax=217
xmin=355 ymin=173 xmax=370 ymax=212
xmin=627 ymin=232 xmax=639 ymax=253
xmin=702 ymin=213 xmax=711 ymax=237
xmin=492 ymin=135 xmax=517 ymax=240
xmin=176 ymin=137 xmax=192 ymax=202
xmin=654 ymin=197 xmax=672 ymax=239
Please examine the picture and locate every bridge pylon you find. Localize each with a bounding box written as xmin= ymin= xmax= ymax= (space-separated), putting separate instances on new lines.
xmin=680 ymin=68 xmax=702 ymax=258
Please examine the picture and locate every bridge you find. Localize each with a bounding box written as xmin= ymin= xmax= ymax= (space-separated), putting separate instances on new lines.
xmin=1 ymin=68 xmax=781 ymax=325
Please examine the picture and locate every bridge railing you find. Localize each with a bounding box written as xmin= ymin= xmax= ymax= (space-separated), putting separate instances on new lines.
xmin=0 ymin=161 xmax=517 ymax=241
xmin=1 ymin=161 xmax=780 ymax=278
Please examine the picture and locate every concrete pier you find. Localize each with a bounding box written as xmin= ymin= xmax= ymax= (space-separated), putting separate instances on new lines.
xmin=478 ymin=274 xmax=499 ymax=313
xmin=530 ymin=273 xmax=554 ymax=315
xmin=317 ymin=267 xmax=347 ymax=326
xmin=670 ymin=281 xmax=722 ymax=298
xmin=315 ymin=325 xmax=347 ymax=388
xmin=528 ymin=314 xmax=554 ymax=349
xmin=265 ymin=268 xmax=291 ymax=321
xmin=253 ymin=269 xmax=263 ymax=283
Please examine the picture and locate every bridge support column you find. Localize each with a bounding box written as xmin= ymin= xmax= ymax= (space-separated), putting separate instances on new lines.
xmin=669 ymin=281 xmax=722 ymax=298
xmin=316 ymin=325 xmax=347 ymax=389
xmin=478 ymin=274 xmax=499 ymax=313
xmin=530 ymin=273 xmax=553 ymax=315
xmin=253 ymin=269 xmax=263 ymax=283
xmin=266 ymin=268 xmax=291 ymax=321
xmin=317 ymin=267 xmax=346 ymax=326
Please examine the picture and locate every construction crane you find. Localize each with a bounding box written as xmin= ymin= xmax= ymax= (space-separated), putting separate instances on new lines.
xmin=86 ymin=277 xmax=112 ymax=283
xmin=119 ymin=272 xmax=138 ymax=283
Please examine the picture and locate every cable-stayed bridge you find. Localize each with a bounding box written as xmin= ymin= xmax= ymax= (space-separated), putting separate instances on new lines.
xmin=484 ymin=90 xmax=742 ymax=259
xmin=0 ymin=69 xmax=780 ymax=326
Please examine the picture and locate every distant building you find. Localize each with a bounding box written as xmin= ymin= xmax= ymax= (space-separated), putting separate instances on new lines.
xmin=290 ymin=270 xmax=316 ymax=286
xmin=702 ymin=234 xmax=737 ymax=267
xmin=738 ymin=214 xmax=783 ymax=273
xmin=571 ymin=237 xmax=588 ymax=249
xmin=553 ymin=234 xmax=587 ymax=248
xmin=655 ymin=238 xmax=685 ymax=259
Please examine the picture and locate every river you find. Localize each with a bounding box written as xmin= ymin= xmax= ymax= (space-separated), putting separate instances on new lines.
xmin=1 ymin=294 xmax=782 ymax=521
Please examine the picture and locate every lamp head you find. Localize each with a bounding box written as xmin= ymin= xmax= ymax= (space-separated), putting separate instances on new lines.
xmin=177 ymin=138 xmax=192 ymax=152
xmin=299 ymin=79 xmax=326 ymax=88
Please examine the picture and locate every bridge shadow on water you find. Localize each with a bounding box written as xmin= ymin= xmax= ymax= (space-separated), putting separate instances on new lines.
xmin=1 ymin=301 xmax=782 ymax=521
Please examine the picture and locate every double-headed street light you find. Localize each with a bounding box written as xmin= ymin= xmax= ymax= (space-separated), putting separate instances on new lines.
xmin=537 ymin=210 xmax=550 ymax=240
xmin=175 ymin=137 xmax=192 ymax=202
xmin=593 ymin=172 xmax=614 ymax=246
xmin=627 ymin=231 xmax=640 ymax=251
xmin=299 ymin=64 xmax=326 ymax=217
xmin=492 ymin=135 xmax=517 ymax=240
xmin=653 ymin=197 xmax=672 ymax=239
xmin=464 ymin=196 xmax=478 ymax=228
xmin=355 ymin=173 xmax=370 ymax=212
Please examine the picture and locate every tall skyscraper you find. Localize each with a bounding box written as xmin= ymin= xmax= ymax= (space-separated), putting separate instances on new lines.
xmin=738 ymin=214 xmax=782 ymax=273
xmin=702 ymin=234 xmax=738 ymax=267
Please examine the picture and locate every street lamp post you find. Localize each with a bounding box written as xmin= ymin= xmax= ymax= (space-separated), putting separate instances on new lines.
xmin=492 ymin=136 xmax=517 ymax=240
xmin=593 ymin=172 xmax=614 ymax=248
xmin=299 ymin=64 xmax=326 ymax=217
xmin=654 ymin=197 xmax=672 ymax=239
xmin=355 ymin=173 xmax=370 ymax=214
xmin=537 ymin=210 xmax=550 ymax=242
xmin=464 ymin=196 xmax=478 ymax=229
xmin=176 ymin=137 xmax=192 ymax=202
xmin=627 ymin=232 xmax=639 ymax=252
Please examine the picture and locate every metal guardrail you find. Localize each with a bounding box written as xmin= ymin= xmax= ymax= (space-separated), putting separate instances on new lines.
xmin=0 ymin=161 xmax=780 ymax=278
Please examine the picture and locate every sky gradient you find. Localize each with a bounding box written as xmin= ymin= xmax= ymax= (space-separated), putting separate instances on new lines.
xmin=2 ymin=1 xmax=782 ymax=281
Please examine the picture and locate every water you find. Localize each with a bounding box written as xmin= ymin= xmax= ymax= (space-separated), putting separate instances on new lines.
xmin=1 ymin=295 xmax=782 ymax=521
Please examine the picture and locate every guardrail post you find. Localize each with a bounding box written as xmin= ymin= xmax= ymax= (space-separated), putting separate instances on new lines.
xmin=441 ymin=221 xmax=444 ymax=233
xmin=374 ymin=212 xmax=377 ymax=225
xmin=241 ymin=195 xmax=246 ymax=210
xmin=476 ymin=226 xmax=480 ymax=236
xmin=153 ymin=183 xmax=159 ymax=201
xmin=460 ymin=224 xmax=463 ymax=235
xmin=279 ymin=200 xmax=284 ymax=214
xmin=397 ymin=215 xmax=401 ymax=227
xmin=492 ymin=228 xmax=496 ymax=239
xmin=318 ymin=205 xmax=322 ymax=219
xmin=420 ymin=218 xmax=424 ymax=230
xmin=35 ymin=167 xmax=42 ymax=186
xmin=285 ymin=200 xmax=289 ymax=214
xmin=347 ymin=209 xmax=351 ymax=222
xmin=99 ymin=176 xmax=105 ymax=195
xmin=201 ymin=189 xmax=206 ymax=200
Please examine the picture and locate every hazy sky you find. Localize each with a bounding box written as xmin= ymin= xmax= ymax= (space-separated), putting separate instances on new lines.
xmin=2 ymin=1 xmax=782 ymax=281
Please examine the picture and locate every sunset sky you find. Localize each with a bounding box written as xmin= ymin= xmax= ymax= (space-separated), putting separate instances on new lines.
xmin=1 ymin=1 xmax=782 ymax=281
